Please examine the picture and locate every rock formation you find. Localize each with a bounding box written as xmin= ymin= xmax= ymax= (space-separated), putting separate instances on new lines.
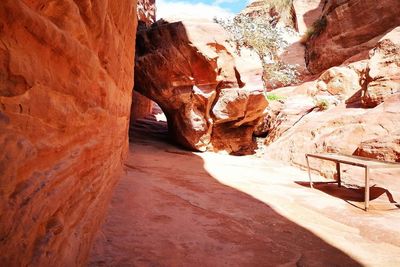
xmin=355 ymin=131 xmax=400 ymax=163
xmin=263 ymin=24 xmax=400 ymax=175
xmin=361 ymin=27 xmax=400 ymax=108
xmin=0 ymin=0 xmax=137 ymax=266
xmin=306 ymin=0 xmax=400 ymax=74
xmin=293 ymin=0 xmax=324 ymax=36
xmin=240 ymin=0 xmax=296 ymax=28
xmin=134 ymin=20 xmax=268 ymax=154
xmin=131 ymin=0 xmax=157 ymax=121
xmin=137 ymin=0 xmax=156 ymax=27
xmin=265 ymin=93 xmax=400 ymax=176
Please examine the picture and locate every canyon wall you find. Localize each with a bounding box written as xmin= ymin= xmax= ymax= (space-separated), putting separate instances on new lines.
xmin=306 ymin=0 xmax=400 ymax=74
xmin=265 ymin=13 xmax=400 ymax=175
xmin=131 ymin=0 xmax=156 ymax=121
xmin=293 ymin=0 xmax=324 ymax=35
xmin=0 ymin=0 xmax=137 ymax=266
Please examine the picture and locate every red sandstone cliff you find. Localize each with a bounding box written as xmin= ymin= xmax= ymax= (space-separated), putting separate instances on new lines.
xmin=305 ymin=0 xmax=400 ymax=74
xmin=0 ymin=1 xmax=137 ymax=266
xmin=264 ymin=2 xmax=400 ymax=173
xmin=131 ymin=0 xmax=156 ymax=121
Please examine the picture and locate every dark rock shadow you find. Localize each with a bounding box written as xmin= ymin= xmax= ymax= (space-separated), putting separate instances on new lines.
xmin=91 ymin=117 xmax=364 ymax=266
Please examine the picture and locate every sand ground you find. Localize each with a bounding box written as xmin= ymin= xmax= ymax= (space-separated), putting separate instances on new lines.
xmin=88 ymin=116 xmax=400 ymax=267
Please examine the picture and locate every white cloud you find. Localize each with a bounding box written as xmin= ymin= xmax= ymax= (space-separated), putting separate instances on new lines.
xmin=157 ymin=0 xmax=234 ymax=21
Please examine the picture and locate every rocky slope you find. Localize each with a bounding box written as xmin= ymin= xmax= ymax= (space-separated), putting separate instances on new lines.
xmin=264 ymin=25 xmax=400 ymax=175
xmin=306 ymin=0 xmax=400 ymax=74
xmin=134 ymin=20 xmax=268 ymax=154
xmin=0 ymin=0 xmax=137 ymax=266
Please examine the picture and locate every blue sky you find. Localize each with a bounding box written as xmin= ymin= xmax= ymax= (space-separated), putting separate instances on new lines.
xmin=197 ymin=0 xmax=248 ymax=13
xmin=157 ymin=0 xmax=250 ymax=21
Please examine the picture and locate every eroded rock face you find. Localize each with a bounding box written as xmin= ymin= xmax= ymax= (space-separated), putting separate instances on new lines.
xmin=137 ymin=0 xmax=156 ymax=26
xmin=293 ymin=0 xmax=324 ymax=35
xmin=240 ymin=0 xmax=296 ymax=28
xmin=135 ymin=20 xmax=268 ymax=154
xmin=131 ymin=0 xmax=157 ymax=121
xmin=306 ymin=0 xmax=400 ymax=74
xmin=265 ymin=94 xmax=400 ymax=177
xmin=0 ymin=0 xmax=137 ymax=266
xmin=362 ymin=27 xmax=400 ymax=108
xmin=355 ymin=131 xmax=400 ymax=163
xmin=263 ymin=25 xmax=400 ymax=174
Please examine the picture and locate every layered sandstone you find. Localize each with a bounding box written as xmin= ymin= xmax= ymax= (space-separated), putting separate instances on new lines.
xmin=131 ymin=0 xmax=157 ymax=121
xmin=263 ymin=27 xmax=400 ymax=176
xmin=355 ymin=131 xmax=400 ymax=163
xmin=134 ymin=20 xmax=268 ymax=154
xmin=0 ymin=0 xmax=137 ymax=266
xmin=265 ymin=94 xmax=400 ymax=176
xmin=361 ymin=27 xmax=400 ymax=107
xmin=305 ymin=0 xmax=400 ymax=74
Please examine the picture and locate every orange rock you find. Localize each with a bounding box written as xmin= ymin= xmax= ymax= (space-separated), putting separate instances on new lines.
xmin=134 ymin=20 xmax=268 ymax=154
xmin=131 ymin=0 xmax=157 ymax=121
xmin=306 ymin=0 xmax=400 ymax=74
xmin=362 ymin=27 xmax=400 ymax=108
xmin=0 ymin=0 xmax=137 ymax=265
xmin=355 ymin=131 xmax=400 ymax=162
xmin=315 ymin=66 xmax=361 ymax=99
xmin=264 ymin=93 xmax=400 ymax=176
xmin=263 ymin=26 xmax=400 ymax=173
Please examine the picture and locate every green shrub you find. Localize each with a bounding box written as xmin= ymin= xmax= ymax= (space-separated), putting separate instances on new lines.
xmin=315 ymin=99 xmax=329 ymax=111
xmin=214 ymin=5 xmax=300 ymax=89
xmin=313 ymin=16 xmax=327 ymax=35
xmin=266 ymin=93 xmax=285 ymax=101
xmin=300 ymin=16 xmax=327 ymax=44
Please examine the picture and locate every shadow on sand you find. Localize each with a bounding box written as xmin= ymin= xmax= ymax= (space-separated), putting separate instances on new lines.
xmin=89 ymin=115 xmax=363 ymax=266
xmin=296 ymin=181 xmax=400 ymax=210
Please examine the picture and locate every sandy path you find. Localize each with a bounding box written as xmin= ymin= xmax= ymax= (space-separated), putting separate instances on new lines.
xmin=88 ymin=118 xmax=400 ymax=266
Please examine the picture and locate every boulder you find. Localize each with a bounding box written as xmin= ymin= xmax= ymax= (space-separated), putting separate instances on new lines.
xmin=134 ymin=20 xmax=268 ymax=154
xmin=314 ymin=66 xmax=361 ymax=100
xmin=0 ymin=0 xmax=137 ymax=266
xmin=305 ymin=0 xmax=400 ymax=74
xmin=264 ymin=94 xmax=400 ymax=177
xmin=264 ymin=94 xmax=315 ymax=145
xmin=362 ymin=27 xmax=400 ymax=107
xmin=355 ymin=131 xmax=400 ymax=163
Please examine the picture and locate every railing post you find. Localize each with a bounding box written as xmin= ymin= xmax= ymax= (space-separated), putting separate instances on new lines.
xmin=365 ymin=167 xmax=370 ymax=211
xmin=336 ymin=162 xmax=341 ymax=187
xmin=306 ymin=154 xmax=313 ymax=188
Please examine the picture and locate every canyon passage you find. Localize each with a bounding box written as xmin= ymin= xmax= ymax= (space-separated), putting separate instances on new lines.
xmin=1 ymin=0 xmax=400 ymax=266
